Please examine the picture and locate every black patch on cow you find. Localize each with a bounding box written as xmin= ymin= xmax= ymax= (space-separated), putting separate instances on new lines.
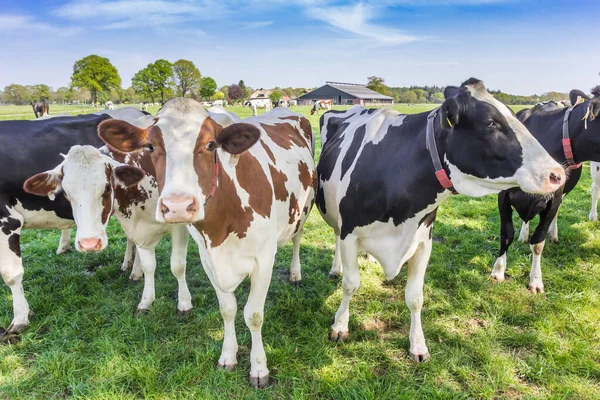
xmin=419 ymin=208 xmax=438 ymax=228
xmin=315 ymin=186 xmax=326 ymax=215
xmin=1 ymin=217 xmax=21 ymax=235
xmin=318 ymin=114 xmax=355 ymax=181
xmin=367 ymin=108 xmax=377 ymax=114
xmin=340 ymin=124 xmax=366 ymax=179
xmin=8 ymin=233 xmax=20 ymax=257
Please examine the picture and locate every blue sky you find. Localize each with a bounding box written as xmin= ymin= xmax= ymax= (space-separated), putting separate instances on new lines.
xmin=0 ymin=0 xmax=598 ymax=95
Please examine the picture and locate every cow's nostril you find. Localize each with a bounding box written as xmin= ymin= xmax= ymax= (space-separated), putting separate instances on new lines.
xmin=161 ymin=202 xmax=170 ymax=215
xmin=186 ymin=199 xmax=197 ymax=213
xmin=550 ymin=172 xmax=561 ymax=185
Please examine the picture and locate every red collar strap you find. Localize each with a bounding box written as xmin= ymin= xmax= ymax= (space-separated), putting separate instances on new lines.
xmin=562 ymin=104 xmax=583 ymax=170
xmin=426 ymin=108 xmax=458 ymax=195
xmin=203 ymin=151 xmax=219 ymax=207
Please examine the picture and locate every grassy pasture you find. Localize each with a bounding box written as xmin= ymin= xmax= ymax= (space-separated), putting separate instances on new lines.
xmin=1 ymin=103 xmax=599 ymax=399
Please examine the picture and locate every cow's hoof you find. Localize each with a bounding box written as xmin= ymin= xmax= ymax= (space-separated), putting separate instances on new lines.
xmin=410 ymin=352 xmax=430 ymax=363
xmin=549 ymin=236 xmax=559 ymax=244
xmin=6 ymin=322 xmax=27 ymax=334
xmin=0 ymin=331 xmax=20 ymax=344
xmin=249 ymin=373 xmax=269 ymax=389
xmin=590 ymin=213 xmax=597 ymax=222
xmin=328 ymin=271 xmax=341 ymax=280
xmin=217 ymin=362 xmax=237 ymax=371
xmin=289 ymin=278 xmax=302 ymax=287
xmin=176 ymin=308 xmax=192 ymax=317
xmin=329 ymin=329 xmax=349 ymax=342
xmin=129 ymin=273 xmax=142 ymax=281
xmin=135 ymin=307 xmax=149 ymax=315
xmin=56 ymin=246 xmax=72 ymax=255
xmin=528 ymin=283 xmax=545 ymax=294
xmin=490 ymin=272 xmax=505 ymax=282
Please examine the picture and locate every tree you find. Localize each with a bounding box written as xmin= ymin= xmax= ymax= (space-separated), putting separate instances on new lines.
xmin=366 ymin=76 xmax=389 ymax=96
xmin=172 ymin=59 xmax=201 ymax=97
xmin=3 ymin=84 xmax=31 ymax=104
xmin=400 ymin=90 xmax=418 ymax=104
xmin=220 ymin=85 xmax=230 ymax=100
xmin=430 ymin=92 xmax=445 ymax=103
xmin=132 ymin=59 xmax=173 ymax=103
xmin=269 ymin=90 xmax=283 ymax=104
xmin=71 ymin=55 xmax=121 ymax=104
xmin=200 ymin=77 xmax=217 ymax=100
xmin=54 ymin=87 xmax=70 ymax=103
xmin=212 ymin=91 xmax=225 ymax=101
xmin=32 ymin=84 xmax=51 ymax=101
xmin=228 ymin=84 xmax=243 ymax=101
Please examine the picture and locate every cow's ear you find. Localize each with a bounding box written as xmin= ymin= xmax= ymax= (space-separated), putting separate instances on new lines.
xmin=216 ymin=123 xmax=261 ymax=155
xmin=24 ymin=166 xmax=63 ymax=200
xmin=444 ymin=86 xmax=460 ymax=100
xmin=440 ymin=97 xmax=460 ymax=129
xmin=114 ymin=165 xmax=145 ymax=187
xmin=569 ymin=90 xmax=590 ymax=107
xmin=98 ymin=119 xmax=149 ymax=152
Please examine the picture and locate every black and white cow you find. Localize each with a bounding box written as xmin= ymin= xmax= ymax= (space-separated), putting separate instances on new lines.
xmin=0 ymin=109 xmax=148 ymax=338
xmin=316 ymin=78 xmax=565 ymax=361
xmin=491 ymin=87 xmax=600 ymax=293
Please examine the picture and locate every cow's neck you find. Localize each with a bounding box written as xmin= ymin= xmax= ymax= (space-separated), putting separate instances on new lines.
xmin=566 ymin=103 xmax=600 ymax=163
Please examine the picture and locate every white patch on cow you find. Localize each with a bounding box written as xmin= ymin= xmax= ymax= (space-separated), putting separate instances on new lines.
xmin=15 ymin=201 xmax=75 ymax=230
xmin=590 ymin=162 xmax=600 ymax=221
xmin=465 ymin=84 xmax=565 ymax=194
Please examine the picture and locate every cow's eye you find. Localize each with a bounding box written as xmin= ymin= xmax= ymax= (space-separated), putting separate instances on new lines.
xmin=104 ymin=184 xmax=111 ymax=193
xmin=488 ymin=121 xmax=497 ymax=129
xmin=206 ymin=141 xmax=216 ymax=151
xmin=146 ymin=143 xmax=155 ymax=153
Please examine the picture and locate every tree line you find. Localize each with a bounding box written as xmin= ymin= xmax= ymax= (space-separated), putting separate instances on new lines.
xmin=366 ymin=76 xmax=569 ymax=105
xmin=0 ymin=54 xmax=310 ymax=106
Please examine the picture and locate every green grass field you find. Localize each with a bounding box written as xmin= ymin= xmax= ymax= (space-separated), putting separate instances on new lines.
xmin=1 ymin=103 xmax=599 ymax=399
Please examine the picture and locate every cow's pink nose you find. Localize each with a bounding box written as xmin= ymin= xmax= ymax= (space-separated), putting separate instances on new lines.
xmin=78 ymin=237 xmax=103 ymax=252
xmin=160 ymin=195 xmax=198 ymax=223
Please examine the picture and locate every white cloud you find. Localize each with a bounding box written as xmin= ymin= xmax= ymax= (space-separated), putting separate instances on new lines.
xmin=54 ymin=0 xmax=227 ymax=29
xmin=244 ymin=21 xmax=274 ymax=29
xmin=305 ymin=3 xmax=422 ymax=45
xmin=0 ymin=14 xmax=81 ymax=37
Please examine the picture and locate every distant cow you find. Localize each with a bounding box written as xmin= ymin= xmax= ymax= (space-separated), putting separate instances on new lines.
xmin=104 ymin=101 xmax=115 ymax=110
xmin=310 ymin=100 xmax=332 ymax=115
xmin=317 ymin=78 xmax=564 ymax=362
xmin=98 ymin=99 xmax=315 ymax=387
xmin=245 ymin=99 xmax=272 ymax=114
xmin=31 ymin=102 xmax=49 ymax=118
xmin=275 ymin=99 xmax=289 ymax=108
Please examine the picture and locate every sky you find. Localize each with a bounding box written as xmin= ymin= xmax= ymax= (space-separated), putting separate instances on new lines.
xmin=0 ymin=0 xmax=598 ymax=95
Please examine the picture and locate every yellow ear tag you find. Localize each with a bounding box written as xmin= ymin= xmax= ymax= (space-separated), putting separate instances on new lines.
xmin=446 ymin=117 xmax=453 ymax=128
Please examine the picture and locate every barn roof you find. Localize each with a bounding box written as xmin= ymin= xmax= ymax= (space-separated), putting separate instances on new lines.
xmin=326 ymin=82 xmax=394 ymax=100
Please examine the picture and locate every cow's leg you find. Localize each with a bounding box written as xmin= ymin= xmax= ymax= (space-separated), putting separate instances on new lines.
xmin=289 ymin=228 xmax=302 ymax=285
xmin=528 ymin=197 xmax=560 ymax=294
xmin=517 ymin=221 xmax=529 ymax=242
xmin=135 ymin=247 xmax=156 ymax=311
xmin=491 ymin=192 xmax=514 ymax=282
xmin=245 ymin=250 xmax=275 ymax=388
xmin=56 ymin=229 xmax=72 ymax=254
xmin=590 ymin=182 xmax=600 ymax=221
xmin=547 ymin=210 xmax=559 ymax=243
xmin=406 ymin=237 xmax=432 ymax=362
xmin=330 ymin=236 xmax=359 ymax=341
xmin=329 ymin=235 xmax=343 ymax=279
xmin=0 ymin=212 xmax=29 ymax=334
xmin=170 ymin=227 xmax=192 ymax=313
xmin=121 ymin=238 xmax=136 ymax=272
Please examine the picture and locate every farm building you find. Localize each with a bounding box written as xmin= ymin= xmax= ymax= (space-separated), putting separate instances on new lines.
xmin=249 ymin=89 xmax=272 ymax=100
xmin=296 ymin=82 xmax=394 ymax=106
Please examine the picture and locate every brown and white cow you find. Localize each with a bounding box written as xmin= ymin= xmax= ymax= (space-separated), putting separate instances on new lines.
xmin=98 ymin=99 xmax=315 ymax=388
xmin=310 ymin=100 xmax=332 ymax=115
xmin=24 ymin=144 xmax=192 ymax=313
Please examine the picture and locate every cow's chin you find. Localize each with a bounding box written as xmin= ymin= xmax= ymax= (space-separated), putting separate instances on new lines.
xmin=155 ymin=209 xmax=204 ymax=224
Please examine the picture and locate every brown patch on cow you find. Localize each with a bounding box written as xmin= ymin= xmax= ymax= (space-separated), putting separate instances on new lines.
xmin=261 ymin=122 xmax=308 ymax=150
xmin=195 ymin=159 xmax=254 ymax=248
xmin=101 ymin=165 xmax=113 ymax=224
xmin=193 ymin=119 xmax=222 ymax=197
xmin=288 ymin=193 xmax=300 ymax=224
xmin=23 ymin=172 xmax=61 ymax=197
xmin=269 ymin=165 xmax=288 ymax=201
xmin=114 ymin=183 xmax=150 ymax=218
xmin=299 ymin=117 xmax=313 ymax=143
xmin=236 ymin=154 xmax=272 ymax=218
xmin=298 ymin=161 xmax=313 ymax=191
xmin=311 ymin=170 xmax=318 ymax=192
xmin=148 ymin=126 xmax=166 ymax=192
xmin=260 ymin=139 xmax=276 ymax=163
xmin=98 ymin=119 xmax=149 ymax=152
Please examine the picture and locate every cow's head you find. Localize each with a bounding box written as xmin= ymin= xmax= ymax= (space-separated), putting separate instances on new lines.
xmin=98 ymin=98 xmax=260 ymax=224
xmin=23 ymin=145 xmax=144 ymax=252
xmin=440 ymin=78 xmax=565 ymax=196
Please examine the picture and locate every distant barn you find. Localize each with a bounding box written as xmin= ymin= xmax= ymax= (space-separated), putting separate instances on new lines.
xmin=296 ymin=82 xmax=394 ymax=106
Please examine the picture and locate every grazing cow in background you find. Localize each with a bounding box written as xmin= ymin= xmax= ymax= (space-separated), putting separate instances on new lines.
xmin=310 ymin=100 xmax=332 ymax=115
xmin=98 ymin=99 xmax=315 ymax=388
xmin=25 ymin=144 xmax=192 ymax=313
xmin=275 ymin=99 xmax=289 ymax=108
xmin=31 ymin=101 xmax=49 ymax=118
xmin=141 ymin=103 xmax=149 ymax=112
xmin=0 ymin=109 xmax=149 ymax=340
xmin=491 ymin=87 xmax=600 ymax=293
xmin=105 ymin=101 xmax=115 ymax=110
xmin=245 ymin=99 xmax=272 ymax=114
xmin=317 ymin=78 xmax=564 ymax=362
xmin=516 ymin=100 xmax=565 ymax=121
